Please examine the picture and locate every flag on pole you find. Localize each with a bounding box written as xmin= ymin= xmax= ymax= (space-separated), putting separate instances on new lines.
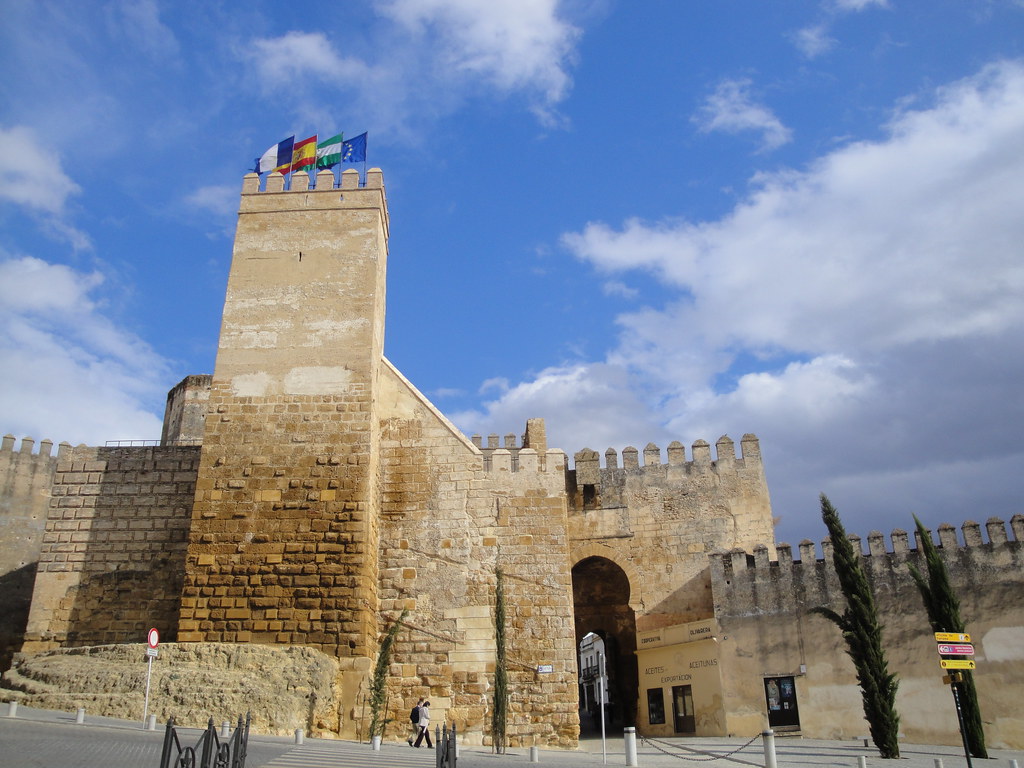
xmin=291 ymin=135 xmax=317 ymax=173
xmin=341 ymin=132 xmax=367 ymax=163
xmin=316 ymin=133 xmax=344 ymax=169
xmin=255 ymin=136 xmax=295 ymax=174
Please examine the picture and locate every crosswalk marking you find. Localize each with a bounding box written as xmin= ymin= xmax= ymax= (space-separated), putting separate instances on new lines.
xmin=260 ymin=740 xmax=436 ymax=768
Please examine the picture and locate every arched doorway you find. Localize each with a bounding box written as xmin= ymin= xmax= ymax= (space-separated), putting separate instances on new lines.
xmin=572 ymin=556 xmax=638 ymax=730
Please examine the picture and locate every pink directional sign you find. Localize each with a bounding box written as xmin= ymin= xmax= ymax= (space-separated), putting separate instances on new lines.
xmin=937 ymin=643 xmax=974 ymax=656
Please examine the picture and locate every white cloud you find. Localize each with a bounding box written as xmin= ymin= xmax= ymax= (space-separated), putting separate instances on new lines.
xmin=0 ymin=255 xmax=169 ymax=445
xmin=379 ymin=0 xmax=580 ymax=121
xmin=0 ymin=125 xmax=80 ymax=215
xmin=250 ymin=31 xmax=373 ymax=87
xmin=793 ymin=24 xmax=835 ymax=58
xmin=107 ymin=0 xmax=180 ymax=58
xmin=469 ymin=61 xmax=1024 ymax=543
xmin=831 ymin=0 xmax=888 ymax=10
xmin=247 ymin=0 xmax=582 ymax=132
xmin=0 ymin=125 xmax=90 ymax=249
xmin=694 ymin=79 xmax=792 ymax=152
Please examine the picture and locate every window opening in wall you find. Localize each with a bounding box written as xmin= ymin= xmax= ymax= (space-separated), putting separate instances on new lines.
xmin=647 ymin=688 xmax=665 ymax=725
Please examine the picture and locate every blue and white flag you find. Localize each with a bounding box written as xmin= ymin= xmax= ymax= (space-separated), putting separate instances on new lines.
xmin=255 ymin=136 xmax=295 ymax=174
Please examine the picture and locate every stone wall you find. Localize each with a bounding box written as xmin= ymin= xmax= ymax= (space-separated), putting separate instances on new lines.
xmin=20 ymin=444 xmax=199 ymax=653
xmin=0 ymin=435 xmax=68 ymax=671
xmin=568 ymin=434 xmax=774 ymax=631
xmin=710 ymin=517 xmax=1024 ymax=748
xmin=376 ymin=361 xmax=579 ymax=747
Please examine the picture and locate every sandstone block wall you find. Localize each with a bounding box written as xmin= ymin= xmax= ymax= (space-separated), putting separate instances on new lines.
xmin=0 ymin=435 xmax=69 ymax=671
xmin=179 ymin=168 xmax=390 ymax=663
xmin=568 ymin=434 xmax=774 ymax=631
xmin=710 ymin=517 xmax=1024 ymax=748
xmin=376 ymin=362 xmax=579 ymax=747
xmin=20 ymin=445 xmax=199 ymax=653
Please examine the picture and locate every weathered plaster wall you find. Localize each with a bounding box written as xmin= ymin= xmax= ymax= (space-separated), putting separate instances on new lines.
xmin=711 ymin=518 xmax=1024 ymax=748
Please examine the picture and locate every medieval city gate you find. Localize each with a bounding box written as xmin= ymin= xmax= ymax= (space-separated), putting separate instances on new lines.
xmin=571 ymin=556 xmax=639 ymax=729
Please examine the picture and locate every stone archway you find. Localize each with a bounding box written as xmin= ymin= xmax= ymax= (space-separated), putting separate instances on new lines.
xmin=572 ymin=556 xmax=639 ymax=730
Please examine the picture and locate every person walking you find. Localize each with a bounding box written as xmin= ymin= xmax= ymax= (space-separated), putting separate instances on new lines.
xmin=412 ymin=701 xmax=433 ymax=748
xmin=407 ymin=698 xmax=424 ymax=745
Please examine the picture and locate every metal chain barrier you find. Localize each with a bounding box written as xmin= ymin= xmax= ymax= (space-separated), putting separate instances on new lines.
xmin=638 ymin=733 xmax=762 ymax=763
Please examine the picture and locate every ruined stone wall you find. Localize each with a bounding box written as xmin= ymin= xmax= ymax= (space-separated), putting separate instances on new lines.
xmin=375 ymin=362 xmax=579 ymax=747
xmin=20 ymin=444 xmax=199 ymax=653
xmin=568 ymin=434 xmax=774 ymax=632
xmin=0 ymin=435 xmax=69 ymax=671
xmin=710 ymin=517 xmax=1024 ymax=748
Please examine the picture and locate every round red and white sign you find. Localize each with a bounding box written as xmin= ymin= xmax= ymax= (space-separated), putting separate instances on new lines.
xmin=147 ymin=628 xmax=160 ymax=649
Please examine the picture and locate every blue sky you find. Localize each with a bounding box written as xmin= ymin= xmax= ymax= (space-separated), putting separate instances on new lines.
xmin=2 ymin=0 xmax=1024 ymax=547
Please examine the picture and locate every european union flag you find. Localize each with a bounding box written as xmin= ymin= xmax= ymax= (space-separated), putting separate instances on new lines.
xmin=341 ymin=132 xmax=367 ymax=163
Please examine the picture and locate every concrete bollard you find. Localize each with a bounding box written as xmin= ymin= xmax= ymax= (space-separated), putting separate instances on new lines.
xmin=530 ymin=745 xmax=540 ymax=763
xmin=762 ymin=730 xmax=777 ymax=768
xmin=624 ymin=726 xmax=638 ymax=767
xmin=858 ymin=758 xmax=867 ymax=768
xmin=933 ymin=760 xmax=943 ymax=768
xmin=1008 ymin=761 xmax=1018 ymax=768
xmin=6 ymin=701 xmax=18 ymax=718
xmin=146 ymin=714 xmax=157 ymax=731
xmin=221 ymin=721 xmax=231 ymax=738
xmin=295 ymin=728 xmax=305 ymax=745
xmin=76 ymin=708 xmax=85 ymax=724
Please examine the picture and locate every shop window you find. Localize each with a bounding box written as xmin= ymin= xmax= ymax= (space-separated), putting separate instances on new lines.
xmin=646 ymin=688 xmax=665 ymax=725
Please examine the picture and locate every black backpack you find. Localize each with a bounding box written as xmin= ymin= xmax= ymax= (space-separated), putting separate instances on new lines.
xmin=410 ymin=705 xmax=420 ymax=724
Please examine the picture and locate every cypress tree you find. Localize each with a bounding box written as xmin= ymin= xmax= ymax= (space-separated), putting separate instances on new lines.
xmin=369 ymin=609 xmax=408 ymax=742
xmin=492 ymin=566 xmax=508 ymax=754
xmin=811 ymin=494 xmax=901 ymax=758
xmin=493 ymin=569 xmax=509 ymax=753
xmin=908 ymin=515 xmax=987 ymax=758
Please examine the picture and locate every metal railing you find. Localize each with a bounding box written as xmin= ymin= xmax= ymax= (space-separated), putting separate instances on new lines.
xmin=159 ymin=713 xmax=250 ymax=768
xmin=436 ymin=722 xmax=457 ymax=768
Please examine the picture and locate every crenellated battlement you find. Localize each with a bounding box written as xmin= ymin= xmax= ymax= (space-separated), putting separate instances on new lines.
xmin=1 ymin=434 xmax=72 ymax=460
xmin=240 ymin=167 xmax=384 ymax=194
xmin=573 ymin=433 xmax=761 ymax=477
xmin=710 ymin=515 xmax=1024 ymax=618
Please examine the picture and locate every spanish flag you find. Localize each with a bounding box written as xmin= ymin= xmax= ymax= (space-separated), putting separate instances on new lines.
xmin=291 ymin=135 xmax=317 ymax=173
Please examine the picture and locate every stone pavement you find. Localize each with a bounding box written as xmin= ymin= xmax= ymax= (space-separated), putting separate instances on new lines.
xmin=2 ymin=704 xmax=1022 ymax=768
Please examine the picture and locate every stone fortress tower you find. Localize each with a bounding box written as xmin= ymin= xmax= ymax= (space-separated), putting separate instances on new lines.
xmin=4 ymin=167 xmax=1020 ymax=749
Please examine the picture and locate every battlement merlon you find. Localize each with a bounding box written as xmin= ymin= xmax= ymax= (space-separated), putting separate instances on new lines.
xmin=1 ymin=434 xmax=71 ymax=459
xmin=572 ymin=433 xmax=763 ymax=482
xmin=240 ymin=168 xmax=389 ymax=240
xmin=709 ymin=515 xmax=1024 ymax=615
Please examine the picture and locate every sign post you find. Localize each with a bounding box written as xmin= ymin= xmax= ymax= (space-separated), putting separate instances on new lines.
xmin=143 ymin=628 xmax=159 ymax=727
xmin=934 ymin=631 xmax=974 ymax=768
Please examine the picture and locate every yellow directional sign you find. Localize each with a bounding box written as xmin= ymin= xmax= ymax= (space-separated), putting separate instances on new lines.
xmin=940 ymin=659 xmax=976 ymax=670
xmin=934 ymin=632 xmax=970 ymax=643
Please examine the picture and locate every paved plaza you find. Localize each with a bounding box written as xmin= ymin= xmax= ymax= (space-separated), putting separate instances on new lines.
xmin=2 ymin=704 xmax=1022 ymax=768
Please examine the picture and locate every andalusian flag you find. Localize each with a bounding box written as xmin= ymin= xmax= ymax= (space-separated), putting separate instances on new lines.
xmin=255 ymin=136 xmax=295 ymax=175
xmin=291 ymin=135 xmax=317 ymax=172
xmin=316 ymin=133 xmax=343 ymax=169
